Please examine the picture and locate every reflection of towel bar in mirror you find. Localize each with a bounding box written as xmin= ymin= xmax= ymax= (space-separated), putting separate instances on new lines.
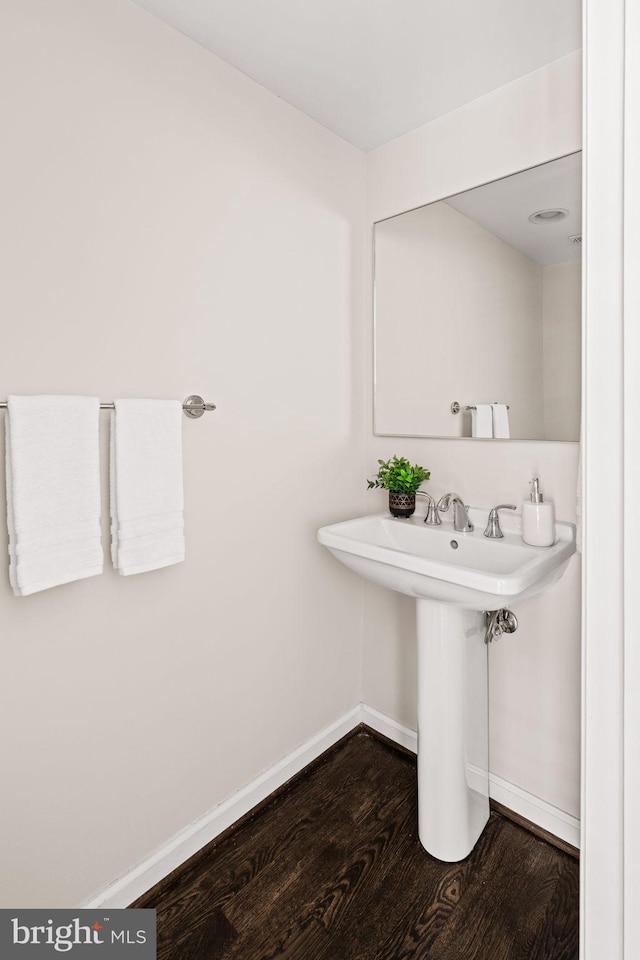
xmin=450 ymin=401 xmax=510 ymax=415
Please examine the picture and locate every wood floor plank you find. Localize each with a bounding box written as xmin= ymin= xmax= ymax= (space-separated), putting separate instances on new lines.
xmin=222 ymin=741 xmax=412 ymax=931
xmin=135 ymin=731 xmax=365 ymax=910
xmin=416 ymin=820 xmax=576 ymax=960
xmin=222 ymin=771 xmax=415 ymax=958
xmin=371 ymin=821 xmax=500 ymax=960
xmin=169 ymin=909 xmax=237 ymax=960
xmin=524 ymin=856 xmax=580 ymax=960
xmin=133 ymin=727 xmax=579 ymax=960
xmin=137 ymin=731 xmax=394 ymax=956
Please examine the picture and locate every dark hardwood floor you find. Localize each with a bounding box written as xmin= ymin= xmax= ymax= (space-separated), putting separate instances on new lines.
xmin=133 ymin=728 xmax=579 ymax=959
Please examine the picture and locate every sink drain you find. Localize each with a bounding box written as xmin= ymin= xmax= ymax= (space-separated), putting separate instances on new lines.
xmin=450 ymin=540 xmax=459 ymax=549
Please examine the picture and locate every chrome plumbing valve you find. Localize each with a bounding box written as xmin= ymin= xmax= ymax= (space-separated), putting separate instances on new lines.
xmin=484 ymin=609 xmax=518 ymax=644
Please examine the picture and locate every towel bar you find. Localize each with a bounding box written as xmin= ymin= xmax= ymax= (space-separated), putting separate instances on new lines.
xmin=0 ymin=394 xmax=216 ymax=419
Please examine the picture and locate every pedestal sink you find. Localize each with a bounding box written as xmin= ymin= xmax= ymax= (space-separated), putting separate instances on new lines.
xmin=317 ymin=507 xmax=575 ymax=861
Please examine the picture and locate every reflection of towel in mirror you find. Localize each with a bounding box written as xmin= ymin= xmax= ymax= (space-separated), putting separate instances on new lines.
xmin=491 ymin=404 xmax=510 ymax=439
xmin=471 ymin=404 xmax=492 ymax=438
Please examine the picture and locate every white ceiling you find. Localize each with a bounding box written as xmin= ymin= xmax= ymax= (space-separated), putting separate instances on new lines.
xmin=445 ymin=152 xmax=582 ymax=265
xmin=131 ymin=0 xmax=581 ymax=151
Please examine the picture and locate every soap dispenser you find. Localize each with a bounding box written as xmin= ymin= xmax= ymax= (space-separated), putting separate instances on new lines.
xmin=522 ymin=478 xmax=555 ymax=546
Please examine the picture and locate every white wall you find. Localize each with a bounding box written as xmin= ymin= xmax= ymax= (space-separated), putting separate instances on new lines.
xmin=0 ymin=2 xmax=584 ymax=906
xmin=375 ymin=201 xmax=544 ymax=439
xmin=365 ymin=52 xmax=582 ymax=819
xmin=0 ymin=0 xmax=366 ymax=907
xmin=543 ymin=260 xmax=582 ymax=440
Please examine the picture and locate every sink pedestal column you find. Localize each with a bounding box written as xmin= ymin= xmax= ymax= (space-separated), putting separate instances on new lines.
xmin=416 ymin=599 xmax=490 ymax=861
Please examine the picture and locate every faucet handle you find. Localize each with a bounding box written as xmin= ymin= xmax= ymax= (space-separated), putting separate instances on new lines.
xmin=415 ymin=491 xmax=442 ymax=525
xmin=424 ymin=499 xmax=442 ymax=526
xmin=484 ymin=504 xmax=517 ymax=539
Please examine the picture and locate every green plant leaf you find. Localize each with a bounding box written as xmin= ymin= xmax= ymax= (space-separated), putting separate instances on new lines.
xmin=366 ymin=455 xmax=431 ymax=494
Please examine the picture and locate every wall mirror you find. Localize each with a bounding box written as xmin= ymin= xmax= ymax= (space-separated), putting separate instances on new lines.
xmin=373 ymin=152 xmax=582 ymax=441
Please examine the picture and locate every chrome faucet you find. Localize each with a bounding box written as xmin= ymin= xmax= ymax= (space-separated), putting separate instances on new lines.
xmin=437 ymin=493 xmax=474 ymax=533
xmin=483 ymin=504 xmax=517 ymax=539
xmin=416 ymin=491 xmax=442 ymax=525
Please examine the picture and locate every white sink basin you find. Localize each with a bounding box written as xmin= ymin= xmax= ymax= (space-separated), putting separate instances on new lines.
xmin=318 ymin=507 xmax=575 ymax=610
xmin=318 ymin=504 xmax=576 ymax=862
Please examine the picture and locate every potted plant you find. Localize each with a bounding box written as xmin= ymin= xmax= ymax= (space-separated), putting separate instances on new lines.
xmin=367 ymin=456 xmax=431 ymax=518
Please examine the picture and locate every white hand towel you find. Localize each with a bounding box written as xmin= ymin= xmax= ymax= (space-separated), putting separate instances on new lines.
xmin=5 ymin=395 xmax=103 ymax=596
xmin=491 ymin=404 xmax=510 ymax=439
xmin=471 ymin=404 xmax=493 ymax=438
xmin=110 ymin=399 xmax=184 ymax=575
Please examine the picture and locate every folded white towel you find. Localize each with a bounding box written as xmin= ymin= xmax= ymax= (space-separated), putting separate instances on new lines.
xmin=5 ymin=395 xmax=103 ymax=596
xmin=491 ymin=403 xmax=510 ymax=439
xmin=110 ymin=399 xmax=184 ymax=576
xmin=471 ymin=404 xmax=493 ymax=438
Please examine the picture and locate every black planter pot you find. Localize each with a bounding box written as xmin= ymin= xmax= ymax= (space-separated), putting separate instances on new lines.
xmin=388 ymin=491 xmax=416 ymax=518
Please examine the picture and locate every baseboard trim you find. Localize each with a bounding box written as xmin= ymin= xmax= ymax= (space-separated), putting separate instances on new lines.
xmin=360 ymin=704 xmax=418 ymax=753
xmin=488 ymin=771 xmax=580 ymax=850
xmin=80 ymin=705 xmax=362 ymax=909
xmin=362 ymin=704 xmax=580 ymax=851
xmin=489 ymin=799 xmax=579 ymax=858
xmin=81 ymin=701 xmax=579 ymax=907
